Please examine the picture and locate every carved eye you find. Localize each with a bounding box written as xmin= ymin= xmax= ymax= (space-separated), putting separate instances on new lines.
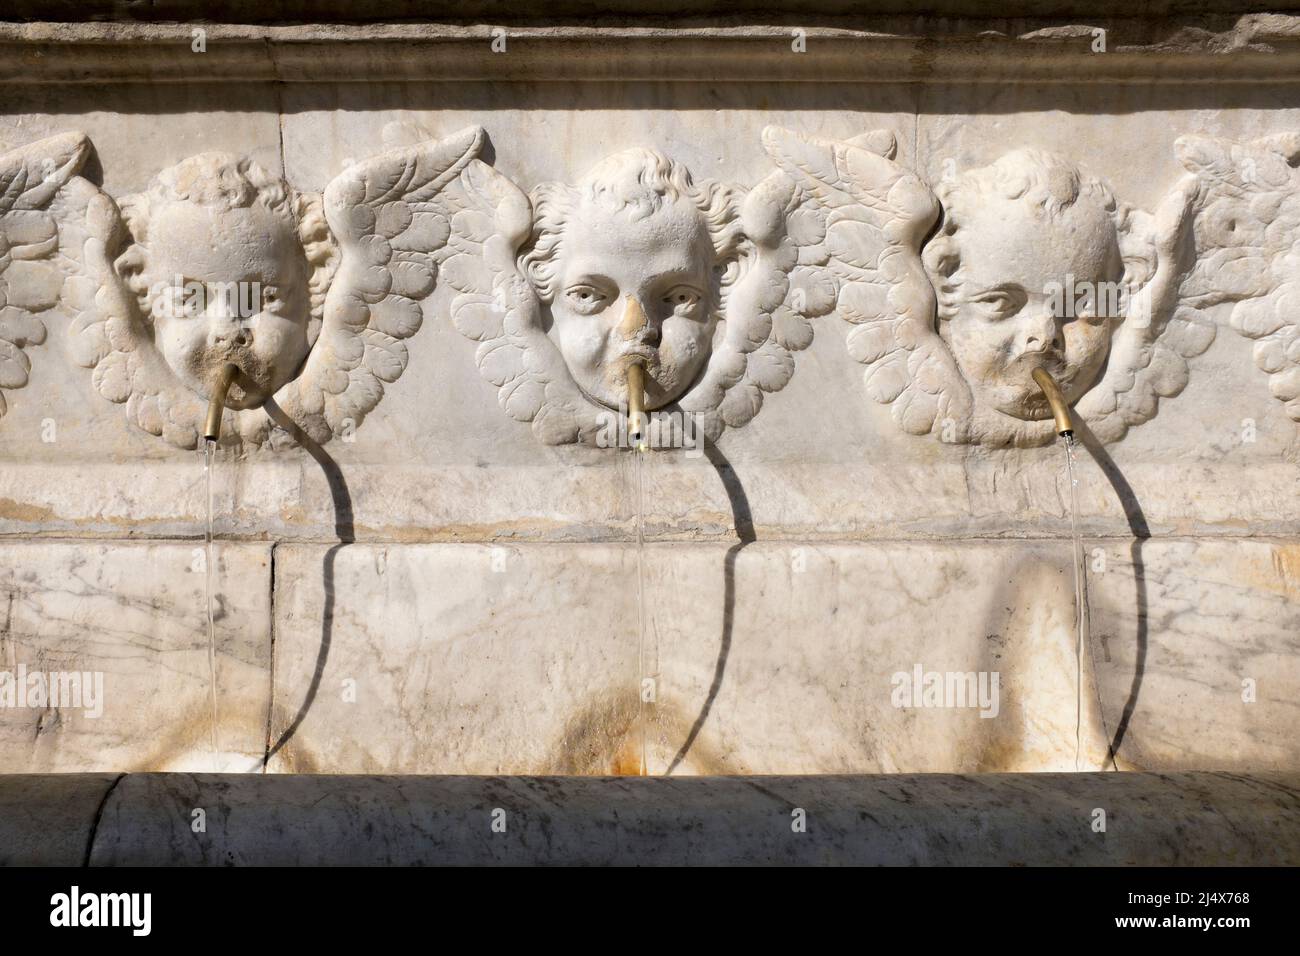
xmin=970 ymin=289 xmax=1022 ymax=320
xmin=564 ymin=285 xmax=607 ymax=315
xmin=663 ymin=287 xmax=702 ymax=313
xmin=261 ymin=285 xmax=280 ymax=310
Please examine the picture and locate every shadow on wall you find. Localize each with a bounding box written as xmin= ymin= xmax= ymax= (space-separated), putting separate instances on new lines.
xmin=260 ymin=399 xmax=354 ymax=771
xmin=1074 ymin=420 xmax=1149 ymax=768
xmin=665 ymin=439 xmax=755 ymax=775
xmin=209 ymin=410 xmax=1148 ymax=775
xmin=547 ymin=437 xmax=753 ymax=776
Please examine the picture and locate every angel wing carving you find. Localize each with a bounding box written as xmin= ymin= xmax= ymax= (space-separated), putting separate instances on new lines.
xmin=268 ymin=126 xmax=485 ymax=445
xmin=763 ymin=126 xmax=1215 ymax=447
xmin=439 ymin=145 xmax=822 ymax=446
xmin=0 ymin=131 xmax=92 ymax=420
xmin=759 ymin=127 xmax=959 ymax=436
xmin=64 ymin=127 xmax=484 ymax=449
xmin=1176 ymin=132 xmax=1300 ymax=424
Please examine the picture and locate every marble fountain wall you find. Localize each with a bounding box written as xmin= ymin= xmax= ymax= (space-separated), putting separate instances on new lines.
xmin=0 ymin=15 xmax=1297 ymax=779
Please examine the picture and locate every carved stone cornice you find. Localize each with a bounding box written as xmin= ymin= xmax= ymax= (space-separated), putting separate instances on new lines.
xmin=3 ymin=16 xmax=1300 ymax=84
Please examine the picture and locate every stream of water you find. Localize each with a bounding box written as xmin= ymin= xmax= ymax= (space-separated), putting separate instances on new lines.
xmin=1064 ymin=434 xmax=1089 ymax=771
xmin=204 ymin=439 xmax=221 ymax=768
xmin=633 ymin=447 xmax=648 ymax=776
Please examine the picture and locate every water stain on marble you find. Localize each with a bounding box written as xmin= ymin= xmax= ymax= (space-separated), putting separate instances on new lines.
xmin=549 ymin=690 xmax=640 ymax=775
xmin=969 ymin=554 xmax=1111 ymax=772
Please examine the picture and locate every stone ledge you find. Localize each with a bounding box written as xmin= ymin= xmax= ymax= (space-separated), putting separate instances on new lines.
xmin=3 ymin=2 xmax=1296 ymax=24
xmin=0 ymin=772 xmax=119 ymax=866
xmin=2 ymin=771 xmax=1294 ymax=865
xmin=3 ymin=16 xmax=1300 ymax=83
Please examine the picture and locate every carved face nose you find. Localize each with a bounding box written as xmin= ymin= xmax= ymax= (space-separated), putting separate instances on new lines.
xmin=1020 ymin=310 xmax=1060 ymax=356
xmin=618 ymin=295 xmax=649 ymax=337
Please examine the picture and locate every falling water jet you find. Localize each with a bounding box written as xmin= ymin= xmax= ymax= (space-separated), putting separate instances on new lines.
xmin=1062 ymin=433 xmax=1091 ymax=771
xmin=201 ymin=363 xmax=239 ymax=771
xmin=203 ymin=438 xmax=220 ymax=769
xmin=1031 ymin=367 xmax=1088 ymax=771
xmin=626 ymin=361 xmax=650 ymax=775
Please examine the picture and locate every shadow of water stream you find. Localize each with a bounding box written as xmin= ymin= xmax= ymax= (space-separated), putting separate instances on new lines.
xmin=259 ymin=401 xmax=354 ymax=771
xmin=1072 ymin=420 xmax=1149 ymax=767
xmin=665 ymin=440 xmax=755 ymax=775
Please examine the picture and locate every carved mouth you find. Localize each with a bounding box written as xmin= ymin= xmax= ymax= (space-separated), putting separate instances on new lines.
xmin=616 ymin=345 xmax=660 ymax=379
xmin=1010 ymin=353 xmax=1071 ymax=390
xmin=195 ymin=350 xmax=272 ymax=409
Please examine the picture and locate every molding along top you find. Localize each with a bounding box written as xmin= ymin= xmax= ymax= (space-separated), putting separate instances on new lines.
xmin=3 ymin=16 xmax=1300 ymax=84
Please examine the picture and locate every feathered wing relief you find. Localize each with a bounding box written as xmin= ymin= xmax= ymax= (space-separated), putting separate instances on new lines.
xmin=443 ymin=145 xmax=820 ymax=446
xmin=10 ymin=127 xmax=819 ymax=450
xmin=681 ymin=133 xmax=845 ymax=436
xmin=0 ymin=132 xmax=92 ymax=419
xmin=64 ymin=127 xmax=485 ymax=449
xmin=766 ymin=126 xmax=1215 ymax=447
xmin=265 ymin=126 xmax=485 ymax=445
xmin=1070 ymin=175 xmax=1217 ymax=445
xmin=1177 ymin=133 xmax=1300 ymax=423
xmin=759 ymin=126 xmax=966 ymax=438
xmin=9 ymin=126 xmax=1298 ymax=450
xmin=442 ymin=157 xmax=598 ymax=446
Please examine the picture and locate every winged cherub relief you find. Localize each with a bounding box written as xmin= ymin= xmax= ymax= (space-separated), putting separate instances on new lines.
xmin=1175 ymin=132 xmax=1300 ymax=424
xmin=0 ymin=131 xmax=94 ymax=420
xmin=760 ymin=127 xmax=1216 ymax=447
xmin=438 ymin=145 xmax=829 ymax=445
xmin=39 ymin=126 xmax=487 ymax=449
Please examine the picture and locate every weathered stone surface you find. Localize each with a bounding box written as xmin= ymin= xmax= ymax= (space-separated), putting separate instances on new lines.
xmin=0 ymin=542 xmax=273 ymax=773
xmin=5 ymin=15 xmax=1300 ymax=85
xmin=256 ymin=540 xmax=1298 ymax=776
xmin=0 ymin=16 xmax=1295 ymax=791
xmin=62 ymin=771 xmax=1300 ymax=865
xmin=1089 ymin=538 xmax=1300 ymax=771
xmin=0 ymin=772 xmax=116 ymax=866
xmin=266 ymin=543 xmax=642 ymax=774
xmin=0 ymin=85 xmax=1295 ymax=541
xmin=641 ymin=541 xmax=1111 ymax=775
xmin=0 ymin=537 xmax=1292 ymax=776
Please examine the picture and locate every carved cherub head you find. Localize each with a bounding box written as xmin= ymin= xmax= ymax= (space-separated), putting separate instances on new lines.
xmin=116 ymin=154 xmax=335 ymax=408
xmin=60 ymin=129 xmax=483 ymax=449
xmin=764 ymin=127 xmax=1207 ymax=447
xmin=520 ymin=149 xmax=744 ymax=410
xmin=924 ymin=150 xmax=1131 ymax=422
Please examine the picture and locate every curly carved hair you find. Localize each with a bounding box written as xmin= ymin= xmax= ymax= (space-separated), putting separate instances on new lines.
xmin=117 ymin=152 xmax=337 ymax=337
xmin=923 ymin=149 xmax=1152 ymax=321
xmin=520 ymin=148 xmax=745 ymax=309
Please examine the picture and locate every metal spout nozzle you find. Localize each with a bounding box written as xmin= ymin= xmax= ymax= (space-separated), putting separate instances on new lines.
xmin=203 ymin=363 xmax=240 ymax=443
xmin=626 ymin=362 xmax=648 ymax=452
xmin=1031 ymin=366 xmax=1074 ymax=438
xmin=619 ymin=295 xmax=651 ymax=452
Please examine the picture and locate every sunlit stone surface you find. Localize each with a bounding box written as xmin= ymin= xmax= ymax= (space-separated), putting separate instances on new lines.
xmin=0 ymin=14 xmax=1296 ymax=796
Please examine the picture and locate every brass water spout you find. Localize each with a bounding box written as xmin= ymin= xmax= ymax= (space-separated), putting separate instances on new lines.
xmin=1031 ymin=367 xmax=1074 ymax=438
xmin=626 ymin=362 xmax=648 ymax=452
xmin=621 ymin=295 xmax=650 ymax=451
xmin=203 ymin=363 xmax=240 ymax=443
